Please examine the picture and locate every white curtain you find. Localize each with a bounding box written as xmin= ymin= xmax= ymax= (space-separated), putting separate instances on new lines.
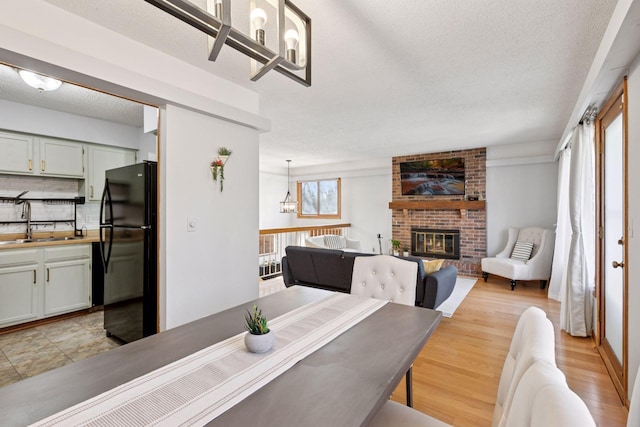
xmin=561 ymin=123 xmax=596 ymax=337
xmin=548 ymin=147 xmax=571 ymax=301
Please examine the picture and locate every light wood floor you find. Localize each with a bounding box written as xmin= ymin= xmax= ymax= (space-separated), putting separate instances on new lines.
xmin=391 ymin=276 xmax=628 ymax=426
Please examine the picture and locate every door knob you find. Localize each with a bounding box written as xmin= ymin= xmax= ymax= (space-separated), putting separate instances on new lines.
xmin=612 ymin=260 xmax=625 ymax=269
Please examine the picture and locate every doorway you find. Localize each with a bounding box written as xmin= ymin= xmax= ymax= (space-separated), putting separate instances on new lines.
xmin=596 ymin=78 xmax=628 ymax=403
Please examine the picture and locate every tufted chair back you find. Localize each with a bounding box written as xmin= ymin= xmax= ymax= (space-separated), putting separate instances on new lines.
xmin=350 ymin=255 xmax=417 ymax=306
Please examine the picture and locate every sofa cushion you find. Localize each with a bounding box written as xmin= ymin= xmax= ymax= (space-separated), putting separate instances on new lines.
xmin=324 ymin=235 xmax=345 ymax=249
xmin=511 ymin=241 xmax=534 ymax=262
xmin=423 ymin=259 xmax=444 ymax=275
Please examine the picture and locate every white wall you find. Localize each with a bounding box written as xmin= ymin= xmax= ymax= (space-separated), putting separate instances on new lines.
xmin=161 ymin=105 xmax=259 ymax=329
xmin=259 ymin=171 xmax=292 ymax=229
xmin=259 ymin=159 xmax=393 ymax=255
xmin=290 ymin=166 xmax=392 ymax=255
xmin=486 ymin=141 xmax=558 ymax=255
xmin=626 ymin=52 xmax=640 ymax=402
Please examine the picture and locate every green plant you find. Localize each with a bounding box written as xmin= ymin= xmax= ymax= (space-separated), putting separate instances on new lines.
xmin=390 ymin=239 xmax=401 ymax=250
xmin=245 ymin=304 xmax=270 ymax=335
xmin=218 ymin=146 xmax=232 ymax=156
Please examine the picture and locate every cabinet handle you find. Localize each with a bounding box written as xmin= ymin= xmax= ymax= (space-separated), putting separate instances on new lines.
xmin=41 ymin=160 xmax=45 ymax=171
xmin=46 ymin=267 xmax=50 ymax=282
xmin=33 ymin=269 xmax=36 ymax=284
xmin=90 ymin=185 xmax=94 ymax=198
xmin=28 ymin=159 xmax=32 ymax=171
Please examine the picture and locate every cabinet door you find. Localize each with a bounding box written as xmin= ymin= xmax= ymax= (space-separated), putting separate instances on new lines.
xmin=0 ymin=132 xmax=34 ymax=175
xmin=39 ymin=138 xmax=85 ymax=178
xmin=88 ymin=146 xmax=136 ymax=201
xmin=0 ymin=264 xmax=39 ymax=327
xmin=43 ymin=258 xmax=91 ymax=316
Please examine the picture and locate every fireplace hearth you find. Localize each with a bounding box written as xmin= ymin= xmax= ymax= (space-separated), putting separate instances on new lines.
xmin=411 ymin=228 xmax=460 ymax=259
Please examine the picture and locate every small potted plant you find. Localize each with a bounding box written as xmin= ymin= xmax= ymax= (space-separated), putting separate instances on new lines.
xmin=403 ymin=245 xmax=410 ymax=257
xmin=390 ymin=239 xmax=401 ymax=256
xmin=244 ymin=304 xmax=274 ymax=353
xmin=217 ymin=146 xmax=232 ymax=164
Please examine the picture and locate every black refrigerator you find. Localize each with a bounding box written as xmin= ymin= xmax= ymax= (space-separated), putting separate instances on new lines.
xmin=100 ymin=161 xmax=157 ymax=343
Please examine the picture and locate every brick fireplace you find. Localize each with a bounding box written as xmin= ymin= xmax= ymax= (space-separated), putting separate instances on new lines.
xmin=390 ymin=148 xmax=486 ymax=276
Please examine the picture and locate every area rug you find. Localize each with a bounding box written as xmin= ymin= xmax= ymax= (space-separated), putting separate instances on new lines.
xmin=435 ymin=277 xmax=477 ymax=318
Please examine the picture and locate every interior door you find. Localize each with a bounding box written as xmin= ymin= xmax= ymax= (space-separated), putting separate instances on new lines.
xmin=596 ymin=79 xmax=627 ymax=402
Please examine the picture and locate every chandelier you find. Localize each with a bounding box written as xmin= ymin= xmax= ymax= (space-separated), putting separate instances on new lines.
xmin=145 ymin=0 xmax=311 ymax=86
xmin=280 ymin=160 xmax=297 ymax=213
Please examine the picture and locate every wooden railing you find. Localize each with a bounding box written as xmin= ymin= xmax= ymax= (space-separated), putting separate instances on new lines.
xmin=258 ymin=223 xmax=352 ymax=280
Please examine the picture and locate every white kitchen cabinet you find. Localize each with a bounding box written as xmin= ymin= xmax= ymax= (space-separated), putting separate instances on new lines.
xmin=43 ymin=245 xmax=91 ymax=316
xmin=87 ymin=145 xmax=136 ymax=201
xmin=0 ymin=249 xmax=40 ymax=328
xmin=0 ymin=131 xmax=34 ymax=175
xmin=0 ymin=244 xmax=91 ymax=327
xmin=39 ymin=137 xmax=85 ymax=178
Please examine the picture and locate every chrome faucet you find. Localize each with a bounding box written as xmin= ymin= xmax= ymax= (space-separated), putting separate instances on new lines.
xmin=21 ymin=201 xmax=32 ymax=239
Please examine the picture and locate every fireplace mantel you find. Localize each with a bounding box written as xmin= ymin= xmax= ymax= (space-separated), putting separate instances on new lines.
xmin=388 ymin=200 xmax=485 ymax=211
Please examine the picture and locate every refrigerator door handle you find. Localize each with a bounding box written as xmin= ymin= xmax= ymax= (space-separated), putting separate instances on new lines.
xmin=99 ymin=181 xmax=114 ymax=273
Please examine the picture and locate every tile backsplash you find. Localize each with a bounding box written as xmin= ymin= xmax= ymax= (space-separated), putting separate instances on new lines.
xmin=0 ymin=175 xmax=100 ymax=235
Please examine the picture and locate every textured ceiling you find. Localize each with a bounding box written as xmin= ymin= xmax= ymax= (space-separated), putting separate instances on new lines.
xmin=16 ymin=1 xmax=621 ymax=170
xmin=0 ymin=63 xmax=143 ymax=127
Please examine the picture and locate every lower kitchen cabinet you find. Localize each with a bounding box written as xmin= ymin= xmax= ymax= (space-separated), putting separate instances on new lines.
xmin=44 ymin=246 xmax=91 ymax=317
xmin=0 ymin=245 xmax=92 ymax=328
xmin=0 ymin=257 xmax=39 ymax=327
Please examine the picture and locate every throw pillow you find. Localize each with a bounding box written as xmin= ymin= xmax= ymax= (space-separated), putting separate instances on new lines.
xmin=511 ymin=241 xmax=534 ymax=262
xmin=324 ymin=235 xmax=345 ymax=249
xmin=423 ymin=259 xmax=444 ymax=275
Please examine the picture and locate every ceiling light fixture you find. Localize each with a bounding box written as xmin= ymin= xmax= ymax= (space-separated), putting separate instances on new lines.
xmin=280 ymin=160 xmax=297 ymax=213
xmin=145 ymin=0 xmax=311 ymax=86
xmin=18 ymin=70 xmax=62 ymax=92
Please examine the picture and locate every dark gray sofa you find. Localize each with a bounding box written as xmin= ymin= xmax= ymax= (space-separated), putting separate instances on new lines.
xmin=281 ymin=246 xmax=457 ymax=309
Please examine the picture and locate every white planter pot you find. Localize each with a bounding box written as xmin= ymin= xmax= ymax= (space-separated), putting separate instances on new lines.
xmin=245 ymin=330 xmax=275 ymax=353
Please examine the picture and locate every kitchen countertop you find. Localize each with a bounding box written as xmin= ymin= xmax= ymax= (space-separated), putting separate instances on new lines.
xmin=0 ymin=230 xmax=100 ymax=250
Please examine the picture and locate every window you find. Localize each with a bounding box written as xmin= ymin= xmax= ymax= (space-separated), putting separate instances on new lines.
xmin=297 ymin=178 xmax=341 ymax=218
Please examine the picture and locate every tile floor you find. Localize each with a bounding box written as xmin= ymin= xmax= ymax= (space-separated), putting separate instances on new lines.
xmin=0 ymin=311 xmax=121 ymax=388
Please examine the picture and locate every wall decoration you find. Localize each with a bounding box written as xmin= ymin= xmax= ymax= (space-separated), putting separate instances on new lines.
xmin=399 ymin=158 xmax=465 ymax=196
xmin=210 ymin=146 xmax=232 ymax=191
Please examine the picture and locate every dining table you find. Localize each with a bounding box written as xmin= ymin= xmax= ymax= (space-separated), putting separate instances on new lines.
xmin=0 ymin=285 xmax=442 ymax=426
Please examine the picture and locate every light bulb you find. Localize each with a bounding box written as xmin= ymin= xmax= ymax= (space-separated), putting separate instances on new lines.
xmin=251 ymin=8 xmax=267 ymax=45
xmin=285 ymin=29 xmax=299 ymax=63
xmin=18 ymin=70 xmax=62 ymax=92
xmin=285 ymin=29 xmax=299 ymax=50
xmin=251 ymin=8 xmax=267 ymax=30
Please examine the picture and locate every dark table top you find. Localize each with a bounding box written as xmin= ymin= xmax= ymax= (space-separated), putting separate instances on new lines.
xmin=0 ymin=286 xmax=441 ymax=426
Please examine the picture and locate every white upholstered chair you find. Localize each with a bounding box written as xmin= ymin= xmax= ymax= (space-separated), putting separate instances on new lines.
xmin=493 ymin=306 xmax=556 ymax=427
xmin=506 ymin=360 xmax=596 ymax=427
xmin=351 ymin=255 xmax=418 ymax=407
xmin=371 ymin=307 xmax=578 ymax=427
xmin=481 ymin=227 xmax=555 ymax=290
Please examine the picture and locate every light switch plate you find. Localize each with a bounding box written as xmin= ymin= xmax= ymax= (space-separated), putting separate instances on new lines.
xmin=187 ymin=216 xmax=197 ymax=232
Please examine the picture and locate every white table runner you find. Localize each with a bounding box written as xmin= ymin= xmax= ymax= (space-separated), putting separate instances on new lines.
xmin=32 ymin=293 xmax=387 ymax=427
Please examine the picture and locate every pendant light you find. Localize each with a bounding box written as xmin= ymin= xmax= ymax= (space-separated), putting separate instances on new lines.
xmin=280 ymin=160 xmax=297 ymax=213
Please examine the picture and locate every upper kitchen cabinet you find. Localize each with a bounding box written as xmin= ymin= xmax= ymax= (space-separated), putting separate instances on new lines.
xmin=87 ymin=145 xmax=136 ymax=201
xmin=39 ymin=137 xmax=85 ymax=178
xmin=0 ymin=131 xmax=34 ymax=175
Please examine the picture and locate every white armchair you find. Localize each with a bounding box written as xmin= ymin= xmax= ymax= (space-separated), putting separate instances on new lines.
xmin=481 ymin=227 xmax=555 ymax=291
xmin=305 ymin=234 xmax=361 ymax=251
